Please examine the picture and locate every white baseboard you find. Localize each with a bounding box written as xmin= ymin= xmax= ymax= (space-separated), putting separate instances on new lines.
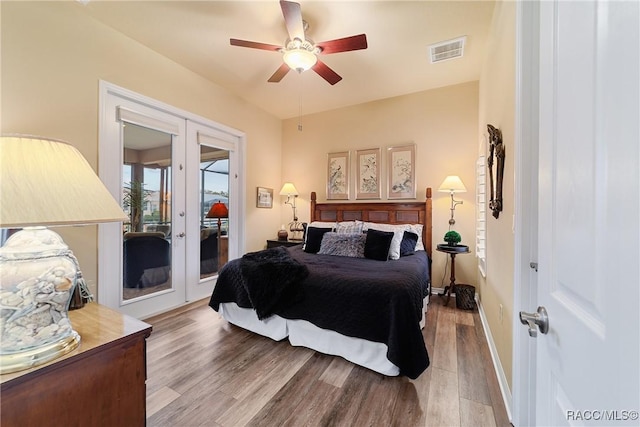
xmin=476 ymin=295 xmax=514 ymax=423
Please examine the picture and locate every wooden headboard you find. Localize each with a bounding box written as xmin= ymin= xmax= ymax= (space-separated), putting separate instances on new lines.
xmin=309 ymin=188 xmax=433 ymax=258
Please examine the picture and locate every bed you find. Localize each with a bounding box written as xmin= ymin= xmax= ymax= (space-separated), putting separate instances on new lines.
xmin=209 ymin=188 xmax=433 ymax=379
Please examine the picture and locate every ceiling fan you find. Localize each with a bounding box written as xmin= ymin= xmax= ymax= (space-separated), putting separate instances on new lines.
xmin=230 ymin=0 xmax=368 ymax=85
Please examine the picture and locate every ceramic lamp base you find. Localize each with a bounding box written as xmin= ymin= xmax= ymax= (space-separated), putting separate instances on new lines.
xmin=0 ymin=331 xmax=80 ymax=374
xmin=0 ymin=227 xmax=80 ymax=374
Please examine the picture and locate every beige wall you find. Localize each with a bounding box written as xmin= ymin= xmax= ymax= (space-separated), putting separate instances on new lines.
xmin=477 ymin=0 xmax=516 ymax=388
xmin=282 ymin=81 xmax=480 ymax=288
xmin=1 ymin=2 xmax=283 ymax=297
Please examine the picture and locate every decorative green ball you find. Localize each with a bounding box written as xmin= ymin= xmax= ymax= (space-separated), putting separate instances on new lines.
xmin=444 ymin=230 xmax=462 ymax=245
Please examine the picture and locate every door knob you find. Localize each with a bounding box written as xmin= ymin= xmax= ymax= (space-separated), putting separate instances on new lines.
xmin=176 ymin=232 xmax=185 ymax=238
xmin=519 ymin=306 xmax=549 ymax=337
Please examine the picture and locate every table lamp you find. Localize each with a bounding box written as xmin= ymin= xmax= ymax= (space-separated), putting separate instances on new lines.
xmin=206 ymin=201 xmax=228 ymax=240
xmin=279 ymin=182 xmax=304 ymax=240
xmin=438 ymin=175 xmax=467 ymax=227
xmin=206 ymin=201 xmax=228 ymax=269
xmin=0 ymin=136 xmax=127 ymax=374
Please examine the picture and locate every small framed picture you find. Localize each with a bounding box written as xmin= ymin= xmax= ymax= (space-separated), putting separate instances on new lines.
xmin=327 ymin=151 xmax=350 ymax=200
xmin=387 ymin=144 xmax=416 ymax=199
xmin=256 ymin=187 xmax=273 ymax=208
xmin=356 ymin=148 xmax=381 ymax=199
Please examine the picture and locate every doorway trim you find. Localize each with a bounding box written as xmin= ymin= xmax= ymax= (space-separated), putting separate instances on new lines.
xmin=512 ymin=1 xmax=540 ymax=425
xmin=97 ymin=80 xmax=246 ymax=317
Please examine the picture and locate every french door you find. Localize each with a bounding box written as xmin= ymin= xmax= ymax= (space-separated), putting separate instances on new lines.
xmin=98 ymin=82 xmax=244 ymax=319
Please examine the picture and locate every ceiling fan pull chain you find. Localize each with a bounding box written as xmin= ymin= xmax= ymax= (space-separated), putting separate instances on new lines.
xmin=298 ymin=75 xmax=303 ymax=132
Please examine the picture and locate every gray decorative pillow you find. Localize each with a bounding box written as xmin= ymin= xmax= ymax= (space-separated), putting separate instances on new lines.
xmin=317 ymin=232 xmax=366 ymax=258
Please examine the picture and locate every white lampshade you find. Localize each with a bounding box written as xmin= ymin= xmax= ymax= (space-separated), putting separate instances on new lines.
xmin=283 ymin=48 xmax=317 ymax=72
xmin=0 ymin=136 xmax=128 ymax=227
xmin=279 ymin=182 xmax=299 ymax=196
xmin=0 ymin=135 xmax=127 ymax=374
xmin=438 ymin=175 xmax=467 ymax=193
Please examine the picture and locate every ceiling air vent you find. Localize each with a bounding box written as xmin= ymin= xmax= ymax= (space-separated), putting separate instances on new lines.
xmin=429 ymin=36 xmax=467 ymax=64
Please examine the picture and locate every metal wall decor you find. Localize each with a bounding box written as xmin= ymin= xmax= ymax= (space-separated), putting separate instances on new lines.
xmin=487 ymin=124 xmax=505 ymax=218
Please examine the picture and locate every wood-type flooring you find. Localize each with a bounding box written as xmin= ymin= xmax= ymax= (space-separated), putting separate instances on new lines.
xmin=145 ymin=295 xmax=510 ymax=426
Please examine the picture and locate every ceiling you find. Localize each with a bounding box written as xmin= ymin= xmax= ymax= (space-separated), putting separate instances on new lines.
xmin=79 ymin=1 xmax=495 ymax=120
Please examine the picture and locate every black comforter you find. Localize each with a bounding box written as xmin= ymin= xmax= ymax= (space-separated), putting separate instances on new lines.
xmin=209 ymin=245 xmax=430 ymax=378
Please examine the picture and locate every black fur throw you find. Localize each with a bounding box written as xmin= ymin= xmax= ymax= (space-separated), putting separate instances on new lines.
xmin=239 ymin=247 xmax=308 ymax=319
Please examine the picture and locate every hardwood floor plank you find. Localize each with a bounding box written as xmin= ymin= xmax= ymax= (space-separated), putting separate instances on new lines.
xmin=432 ymin=308 xmax=458 ymax=372
xmin=144 ymin=298 xmax=510 ymax=427
xmin=390 ymin=380 xmax=425 ymax=427
xmin=457 ymin=324 xmax=492 ymax=405
xmin=148 ymin=389 xmax=233 ymax=427
xmin=318 ymin=356 xmax=355 ymax=388
xmin=319 ymin=365 xmax=377 ymax=426
xmin=351 ymin=375 xmax=403 ymax=426
xmin=460 ymin=397 xmax=497 ymax=427
xmin=227 ymin=343 xmax=313 ymax=401
xmin=473 ymin=314 xmax=511 ymax=427
xmin=215 ymin=346 xmax=313 ymax=426
xmin=426 ymin=367 xmax=460 ymax=426
xmin=247 ymin=353 xmax=335 ymax=427
xmin=281 ymin=381 xmax=342 ymax=427
xmin=456 ymin=309 xmax=475 ymax=326
xmin=146 ymin=386 xmax=181 ymax=418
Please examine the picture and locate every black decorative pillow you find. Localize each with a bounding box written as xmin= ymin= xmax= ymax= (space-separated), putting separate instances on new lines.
xmin=318 ymin=232 xmax=366 ymax=258
xmin=364 ymin=229 xmax=394 ymax=261
xmin=400 ymin=231 xmax=419 ymax=256
xmin=304 ymin=227 xmax=333 ymax=253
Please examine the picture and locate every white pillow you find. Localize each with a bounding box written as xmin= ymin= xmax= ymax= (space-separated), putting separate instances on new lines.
xmin=363 ymin=222 xmax=410 ymax=260
xmin=308 ymin=221 xmax=336 ymax=229
xmin=335 ymin=221 xmax=363 ymax=234
xmin=408 ymin=224 xmax=425 ymax=251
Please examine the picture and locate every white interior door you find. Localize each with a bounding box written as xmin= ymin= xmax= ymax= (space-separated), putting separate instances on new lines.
xmin=532 ymin=1 xmax=639 ymax=425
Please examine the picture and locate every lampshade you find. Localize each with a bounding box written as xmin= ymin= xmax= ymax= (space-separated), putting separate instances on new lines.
xmin=438 ymin=176 xmax=467 ymax=193
xmin=206 ymin=201 xmax=228 ymax=219
xmin=279 ymin=182 xmax=299 ymax=196
xmin=0 ymin=136 xmax=128 ymax=227
xmin=283 ymin=48 xmax=317 ymax=72
xmin=0 ymin=135 xmax=127 ymax=374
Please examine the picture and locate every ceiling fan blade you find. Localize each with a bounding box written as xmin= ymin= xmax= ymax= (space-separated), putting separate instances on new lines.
xmin=280 ymin=0 xmax=305 ymax=41
xmin=230 ymin=38 xmax=282 ymax=52
xmin=316 ymin=34 xmax=368 ymax=55
xmin=312 ymin=60 xmax=342 ymax=85
xmin=268 ymin=63 xmax=291 ymax=83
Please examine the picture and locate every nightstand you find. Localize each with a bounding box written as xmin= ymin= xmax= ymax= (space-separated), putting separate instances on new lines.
xmin=436 ymin=244 xmax=470 ymax=306
xmin=267 ymin=239 xmax=303 ymax=248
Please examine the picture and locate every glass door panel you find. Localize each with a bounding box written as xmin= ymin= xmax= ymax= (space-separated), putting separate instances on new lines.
xmin=199 ymin=146 xmax=229 ymax=279
xmin=122 ymin=123 xmax=173 ymax=301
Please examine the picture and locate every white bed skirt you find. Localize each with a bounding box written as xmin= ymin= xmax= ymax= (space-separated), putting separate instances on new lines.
xmin=218 ymin=294 xmax=428 ymax=377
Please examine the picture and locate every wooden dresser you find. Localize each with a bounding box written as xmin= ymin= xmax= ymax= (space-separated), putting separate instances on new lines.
xmin=1 ymin=303 xmax=152 ymax=426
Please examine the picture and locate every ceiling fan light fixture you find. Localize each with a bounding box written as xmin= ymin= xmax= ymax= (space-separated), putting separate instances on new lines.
xmin=283 ymin=48 xmax=317 ymax=72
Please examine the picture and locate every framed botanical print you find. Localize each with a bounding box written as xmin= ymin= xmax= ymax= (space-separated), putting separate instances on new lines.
xmin=387 ymin=144 xmax=416 ymax=199
xmin=356 ymin=148 xmax=381 ymax=199
xmin=256 ymin=186 xmax=273 ymax=208
xmin=327 ymin=151 xmax=349 ymax=200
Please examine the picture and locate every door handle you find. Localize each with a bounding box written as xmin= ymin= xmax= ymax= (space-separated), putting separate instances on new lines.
xmin=176 ymin=232 xmax=185 ymax=238
xmin=519 ymin=306 xmax=549 ymax=337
